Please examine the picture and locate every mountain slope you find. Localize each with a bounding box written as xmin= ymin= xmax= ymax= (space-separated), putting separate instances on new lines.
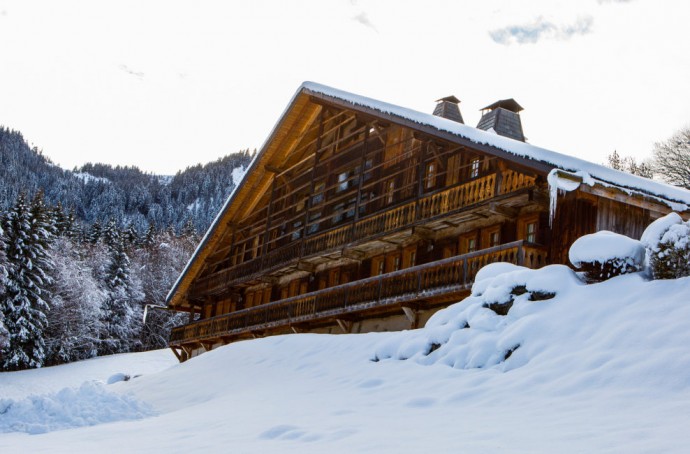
xmin=0 ymin=127 xmax=253 ymax=232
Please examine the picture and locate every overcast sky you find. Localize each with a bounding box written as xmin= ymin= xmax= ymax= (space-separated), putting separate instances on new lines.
xmin=1 ymin=0 xmax=689 ymax=175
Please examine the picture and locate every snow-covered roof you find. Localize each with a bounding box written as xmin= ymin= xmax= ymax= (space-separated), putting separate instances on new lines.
xmin=301 ymin=81 xmax=690 ymax=210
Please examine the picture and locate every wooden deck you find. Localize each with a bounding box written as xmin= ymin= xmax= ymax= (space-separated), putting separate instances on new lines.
xmin=170 ymin=241 xmax=547 ymax=348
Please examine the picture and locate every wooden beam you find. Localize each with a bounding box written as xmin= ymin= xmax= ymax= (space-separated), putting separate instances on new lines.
xmin=336 ymin=319 xmax=353 ymax=333
xmin=413 ymin=226 xmax=435 ymax=240
xmin=488 ymin=202 xmax=519 ymax=218
xmin=342 ymin=248 xmax=365 ymax=261
xmin=264 ymin=164 xmax=283 ymax=173
xmin=402 ymin=306 xmax=418 ymax=328
xmin=297 ymin=261 xmax=316 ymax=273
xmin=277 ymin=105 xmax=324 ymax=168
xmin=170 ymin=347 xmax=183 ymax=362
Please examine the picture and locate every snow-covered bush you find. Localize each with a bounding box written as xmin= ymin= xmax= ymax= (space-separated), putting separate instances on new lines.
xmin=569 ymin=231 xmax=645 ymax=283
xmin=640 ymin=212 xmax=690 ymax=279
xmin=372 ymin=263 xmax=582 ymax=370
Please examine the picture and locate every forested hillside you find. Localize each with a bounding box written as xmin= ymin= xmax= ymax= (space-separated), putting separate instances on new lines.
xmin=0 ymin=127 xmax=253 ymax=234
xmin=0 ymin=126 xmax=252 ymax=370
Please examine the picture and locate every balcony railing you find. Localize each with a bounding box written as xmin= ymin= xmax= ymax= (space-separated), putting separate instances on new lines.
xmin=190 ymin=170 xmax=536 ymax=297
xmin=171 ymin=241 xmax=547 ymax=346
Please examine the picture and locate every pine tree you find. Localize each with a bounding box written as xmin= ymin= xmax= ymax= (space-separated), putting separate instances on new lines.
xmin=142 ymin=224 xmax=156 ymax=249
xmin=102 ymin=218 xmax=120 ymax=249
xmin=89 ymin=221 xmax=102 ymax=244
xmin=1 ymin=192 xmax=54 ymax=370
xmin=123 ymin=223 xmax=138 ymax=246
xmin=99 ymin=238 xmax=141 ymax=354
xmin=0 ymin=222 xmax=10 ymax=350
xmin=181 ymin=218 xmax=197 ymax=239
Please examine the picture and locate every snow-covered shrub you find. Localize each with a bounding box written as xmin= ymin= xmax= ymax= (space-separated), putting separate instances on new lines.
xmin=372 ymin=264 xmax=581 ymax=370
xmin=569 ymin=231 xmax=645 ymax=283
xmin=640 ymin=213 xmax=690 ymax=279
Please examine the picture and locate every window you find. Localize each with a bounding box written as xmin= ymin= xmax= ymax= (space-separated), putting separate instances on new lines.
xmin=386 ymin=254 xmax=402 ymax=273
xmin=311 ymin=182 xmax=325 ymax=206
xmin=490 ymin=231 xmax=500 ymax=247
xmin=518 ymin=215 xmax=539 ymax=244
xmin=403 ymin=247 xmax=417 ymax=268
xmin=459 ymin=231 xmax=478 ymax=254
xmin=372 ymin=256 xmax=385 ymax=276
xmin=482 ymin=226 xmax=501 ymax=249
xmin=467 ymin=238 xmax=476 ymax=253
xmin=337 ymin=171 xmax=349 ymax=192
xmin=526 ymin=222 xmax=537 ymax=243
xmin=291 ymin=220 xmax=303 ymax=240
xmin=470 ymin=158 xmax=480 ymax=178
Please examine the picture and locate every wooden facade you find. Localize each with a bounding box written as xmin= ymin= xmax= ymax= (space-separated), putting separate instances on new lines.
xmin=166 ymin=83 xmax=689 ymax=362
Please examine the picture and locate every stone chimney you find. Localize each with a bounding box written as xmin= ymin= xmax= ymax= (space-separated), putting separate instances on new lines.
xmin=432 ymin=96 xmax=464 ymax=124
xmin=476 ymin=98 xmax=525 ymax=142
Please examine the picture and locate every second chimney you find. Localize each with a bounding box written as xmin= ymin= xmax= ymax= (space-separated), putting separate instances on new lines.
xmin=476 ymin=98 xmax=525 ymax=142
xmin=432 ymin=96 xmax=464 ymax=124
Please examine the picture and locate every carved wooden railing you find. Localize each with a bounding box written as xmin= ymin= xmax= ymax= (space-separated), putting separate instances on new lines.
xmin=419 ymin=174 xmax=496 ymax=219
xmin=171 ymin=241 xmax=548 ymax=345
xmin=190 ymin=170 xmax=535 ymax=297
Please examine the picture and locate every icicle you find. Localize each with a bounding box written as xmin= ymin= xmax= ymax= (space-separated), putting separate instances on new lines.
xmin=547 ymin=169 xmax=584 ymax=227
xmin=547 ymin=170 xmax=560 ymax=227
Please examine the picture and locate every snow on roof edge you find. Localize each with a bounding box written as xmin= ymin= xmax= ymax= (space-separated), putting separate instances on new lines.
xmin=301 ymin=81 xmax=690 ymax=208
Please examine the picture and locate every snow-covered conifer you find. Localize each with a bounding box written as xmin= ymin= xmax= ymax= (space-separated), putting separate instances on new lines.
xmin=99 ymin=237 xmax=143 ymax=354
xmin=0 ymin=222 xmax=10 ymax=350
xmin=1 ymin=193 xmax=54 ymax=370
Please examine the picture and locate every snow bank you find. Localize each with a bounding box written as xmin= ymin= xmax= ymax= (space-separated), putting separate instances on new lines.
xmin=373 ymin=264 xmax=583 ymax=370
xmin=569 ymin=230 xmax=645 ymax=268
xmin=0 ymin=349 xmax=176 ymax=400
xmin=4 ymin=264 xmax=690 ymax=452
xmin=0 ymin=381 xmax=154 ymax=435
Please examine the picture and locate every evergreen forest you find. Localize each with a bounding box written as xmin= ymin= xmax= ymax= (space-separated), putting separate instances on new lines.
xmin=0 ymin=127 xmax=252 ymax=370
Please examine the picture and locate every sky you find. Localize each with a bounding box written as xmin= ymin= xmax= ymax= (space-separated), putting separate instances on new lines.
xmin=0 ymin=0 xmax=689 ymax=175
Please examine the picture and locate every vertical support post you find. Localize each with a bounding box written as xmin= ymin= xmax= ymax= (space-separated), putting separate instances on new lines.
xmin=260 ymin=175 xmax=279 ymax=267
xmin=517 ymin=241 xmax=525 ymax=266
xmin=495 ymin=161 xmax=507 ymax=196
xmin=300 ymin=109 xmax=326 ymax=259
xmin=415 ymin=140 xmax=428 ymax=221
xmin=228 ymin=224 xmax=237 ymax=266
xmin=353 ymin=124 xmax=370 ymax=223
xmin=463 ymin=258 xmax=468 ymax=286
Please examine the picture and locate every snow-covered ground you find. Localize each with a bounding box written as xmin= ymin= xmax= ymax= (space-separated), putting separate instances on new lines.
xmin=1 ymin=265 xmax=690 ymax=453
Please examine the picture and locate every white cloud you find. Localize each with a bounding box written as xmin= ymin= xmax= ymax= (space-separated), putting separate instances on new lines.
xmin=490 ymin=15 xmax=593 ymax=45
xmin=118 ymin=64 xmax=145 ymax=80
xmin=352 ymin=11 xmax=377 ymax=33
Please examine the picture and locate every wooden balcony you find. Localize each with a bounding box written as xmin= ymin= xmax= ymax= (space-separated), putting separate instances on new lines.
xmin=191 ymin=170 xmax=536 ymax=297
xmin=170 ymin=240 xmax=547 ymax=347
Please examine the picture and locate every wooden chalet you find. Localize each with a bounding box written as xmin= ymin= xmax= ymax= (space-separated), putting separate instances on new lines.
xmin=166 ymin=82 xmax=690 ymax=361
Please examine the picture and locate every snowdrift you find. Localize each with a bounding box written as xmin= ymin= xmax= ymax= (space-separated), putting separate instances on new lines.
xmin=1 ymin=269 xmax=690 ymax=452
xmin=3 ymin=218 xmax=690 ymax=452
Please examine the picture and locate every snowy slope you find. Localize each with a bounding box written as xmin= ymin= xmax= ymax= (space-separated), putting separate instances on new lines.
xmin=2 ymin=272 xmax=690 ymax=453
